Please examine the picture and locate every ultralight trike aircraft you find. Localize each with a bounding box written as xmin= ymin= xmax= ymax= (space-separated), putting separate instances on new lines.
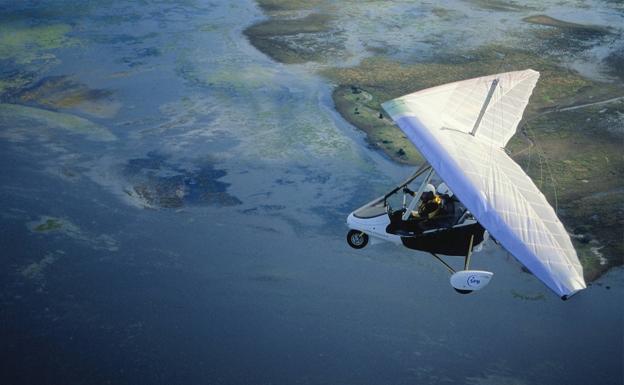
xmin=346 ymin=69 xmax=586 ymax=300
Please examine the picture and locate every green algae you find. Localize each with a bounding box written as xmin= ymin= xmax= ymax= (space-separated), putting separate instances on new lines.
xmin=0 ymin=103 xmax=116 ymax=142
xmin=157 ymin=66 xmax=356 ymax=162
xmin=28 ymin=216 xmax=69 ymax=234
xmin=21 ymin=253 xmax=58 ymax=282
xmin=28 ymin=216 xmax=119 ymax=251
xmin=202 ymin=65 xmax=278 ymax=90
xmin=33 ymin=218 xmax=63 ymax=232
xmin=0 ymin=72 xmax=34 ymax=96
xmin=0 ymin=23 xmax=76 ymax=64
xmin=510 ymin=290 xmax=546 ymax=301
xmin=0 ymin=23 xmax=78 ymax=104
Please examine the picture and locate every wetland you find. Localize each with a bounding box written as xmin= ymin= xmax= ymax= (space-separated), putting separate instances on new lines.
xmin=1 ymin=1 xmax=622 ymax=384
xmin=245 ymin=0 xmax=624 ymax=279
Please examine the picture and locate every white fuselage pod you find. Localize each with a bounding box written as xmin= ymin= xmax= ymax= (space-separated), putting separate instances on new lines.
xmin=450 ymin=270 xmax=493 ymax=291
xmin=346 ymin=212 xmax=402 ymax=246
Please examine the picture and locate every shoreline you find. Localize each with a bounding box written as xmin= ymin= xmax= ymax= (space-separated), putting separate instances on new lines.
xmin=242 ymin=1 xmax=624 ymax=282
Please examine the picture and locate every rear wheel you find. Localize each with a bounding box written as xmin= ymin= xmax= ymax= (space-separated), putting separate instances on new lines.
xmin=347 ymin=230 xmax=368 ymax=249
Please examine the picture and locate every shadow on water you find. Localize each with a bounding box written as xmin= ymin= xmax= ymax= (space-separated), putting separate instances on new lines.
xmin=122 ymin=151 xmax=241 ymax=209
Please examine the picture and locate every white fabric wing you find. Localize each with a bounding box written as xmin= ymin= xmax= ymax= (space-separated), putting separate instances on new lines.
xmin=382 ymin=69 xmax=586 ymax=298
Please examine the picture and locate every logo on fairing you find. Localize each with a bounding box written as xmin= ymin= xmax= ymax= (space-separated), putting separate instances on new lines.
xmin=467 ymin=275 xmax=481 ymax=287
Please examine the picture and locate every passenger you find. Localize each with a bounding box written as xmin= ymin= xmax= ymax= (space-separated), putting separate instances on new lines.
xmin=436 ymin=183 xmax=453 ymax=200
xmin=436 ymin=183 xmax=456 ymax=228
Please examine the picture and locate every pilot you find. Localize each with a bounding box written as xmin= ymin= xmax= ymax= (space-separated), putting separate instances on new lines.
xmin=403 ymin=184 xmax=443 ymax=220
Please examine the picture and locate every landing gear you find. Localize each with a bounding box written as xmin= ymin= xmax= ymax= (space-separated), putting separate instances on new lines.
xmin=347 ymin=230 xmax=369 ymax=249
xmin=430 ymin=235 xmax=493 ymax=294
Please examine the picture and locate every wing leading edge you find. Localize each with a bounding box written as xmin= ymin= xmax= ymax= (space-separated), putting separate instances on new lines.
xmin=382 ymin=69 xmax=586 ymax=298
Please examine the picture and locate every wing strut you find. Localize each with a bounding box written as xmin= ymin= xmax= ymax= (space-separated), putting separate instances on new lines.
xmin=470 ymin=78 xmax=499 ymax=136
xmin=431 ymin=235 xmax=492 ymax=294
xmin=402 ymin=167 xmax=435 ymax=221
xmin=430 ymin=234 xmax=475 ymax=275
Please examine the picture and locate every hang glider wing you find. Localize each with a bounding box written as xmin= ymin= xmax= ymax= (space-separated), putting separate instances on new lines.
xmin=382 ymin=69 xmax=586 ymax=298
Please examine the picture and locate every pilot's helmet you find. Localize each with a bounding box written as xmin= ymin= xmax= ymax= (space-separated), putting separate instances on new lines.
xmin=437 ymin=182 xmax=453 ymax=198
xmin=422 ymin=184 xmax=436 ymax=199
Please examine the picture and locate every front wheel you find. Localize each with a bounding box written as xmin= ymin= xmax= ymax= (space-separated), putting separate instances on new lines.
xmin=347 ymin=230 xmax=368 ymax=249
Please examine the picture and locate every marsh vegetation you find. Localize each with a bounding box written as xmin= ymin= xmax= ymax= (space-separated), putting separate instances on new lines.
xmin=244 ymin=1 xmax=624 ymax=278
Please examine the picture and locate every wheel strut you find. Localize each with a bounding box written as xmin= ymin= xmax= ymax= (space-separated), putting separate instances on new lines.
xmin=464 ymin=235 xmax=474 ymax=271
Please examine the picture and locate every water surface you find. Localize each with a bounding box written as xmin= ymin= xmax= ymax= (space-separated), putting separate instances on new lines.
xmin=0 ymin=1 xmax=622 ymax=384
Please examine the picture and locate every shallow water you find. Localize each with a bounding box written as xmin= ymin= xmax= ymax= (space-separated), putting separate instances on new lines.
xmin=0 ymin=1 xmax=622 ymax=384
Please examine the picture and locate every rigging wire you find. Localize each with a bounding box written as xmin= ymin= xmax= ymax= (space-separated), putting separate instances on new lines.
xmin=526 ymin=124 xmax=559 ymax=214
xmin=525 ymin=129 xmax=533 ymax=174
xmin=491 ymin=51 xmax=560 ymax=215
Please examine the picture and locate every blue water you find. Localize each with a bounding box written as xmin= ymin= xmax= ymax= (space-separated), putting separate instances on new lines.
xmin=0 ymin=1 xmax=622 ymax=384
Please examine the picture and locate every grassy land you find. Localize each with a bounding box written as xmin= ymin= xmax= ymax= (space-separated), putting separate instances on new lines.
xmin=510 ymin=102 xmax=624 ymax=279
xmin=243 ymin=0 xmax=624 ymax=279
xmin=323 ymin=46 xmax=620 ymax=164
xmin=332 ymin=85 xmax=422 ymax=164
xmin=323 ymin=49 xmax=623 ymax=278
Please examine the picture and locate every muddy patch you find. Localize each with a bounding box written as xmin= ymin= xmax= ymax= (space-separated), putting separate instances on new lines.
xmin=523 ymin=15 xmax=611 ymax=35
xmin=243 ymin=12 xmax=345 ymax=64
xmin=466 ymin=0 xmax=535 ymax=12
xmin=254 ymin=0 xmax=323 ymax=12
xmin=5 ymin=75 xmax=120 ymax=118
xmin=122 ymin=152 xmax=241 ymax=209
xmin=523 ymin=14 xmax=615 ymax=55
xmin=604 ymin=48 xmax=624 ymax=81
